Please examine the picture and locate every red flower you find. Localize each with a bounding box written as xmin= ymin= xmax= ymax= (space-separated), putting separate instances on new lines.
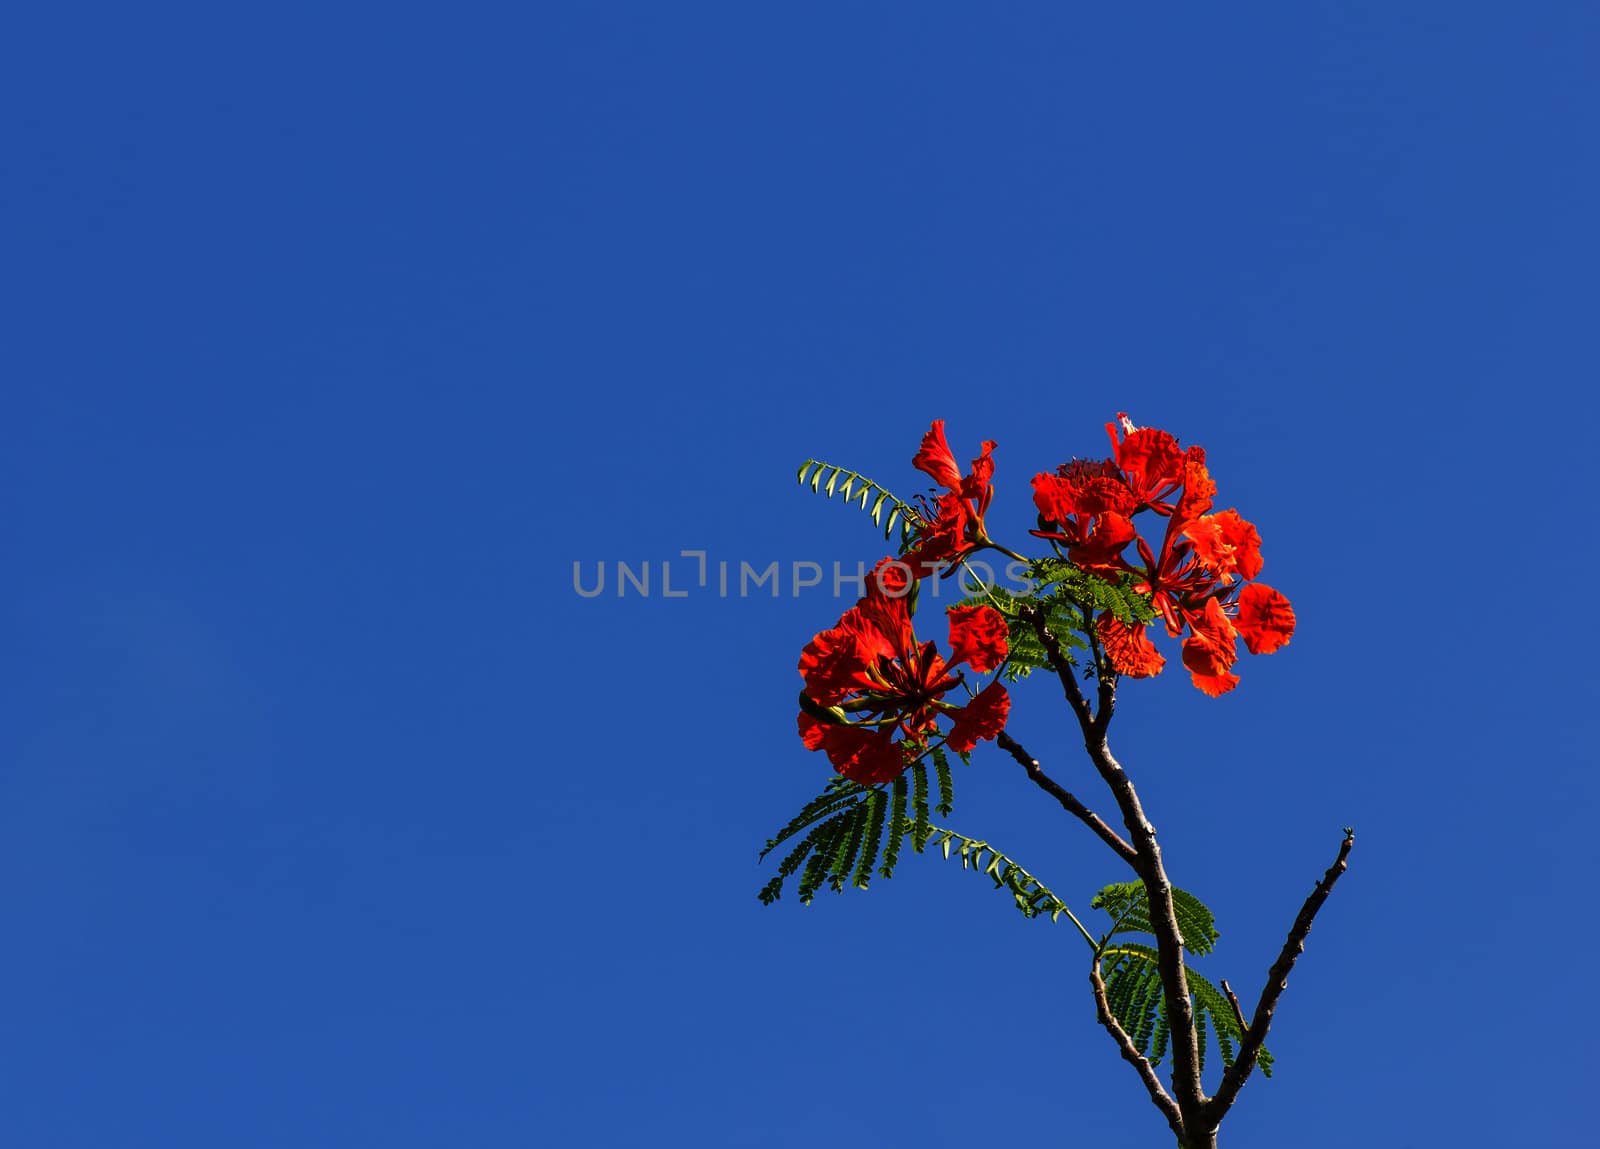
xmin=912 ymin=421 xmax=966 ymax=490
xmin=797 ymin=570 xmax=1012 ymax=781
xmin=1235 ymin=582 xmax=1295 ymax=655
xmin=1105 ymin=413 xmax=1187 ymax=515
xmin=947 ymin=680 xmax=1011 ymax=753
xmin=795 ymin=570 xmax=907 ymax=707
xmin=1030 ymin=461 xmax=1139 ymax=574
xmin=796 ymin=718 xmax=907 ymax=786
xmin=904 ymin=420 xmax=998 ymax=578
xmin=1174 ymin=446 xmax=1217 ymax=522
xmin=1183 ymin=508 xmax=1263 ymax=584
xmin=1035 ymin=414 xmax=1296 ymax=695
xmin=945 ymin=604 xmax=1008 ymax=673
xmin=1180 ymin=596 xmax=1241 ymax=697
xmin=1097 ymin=612 xmax=1166 ymax=678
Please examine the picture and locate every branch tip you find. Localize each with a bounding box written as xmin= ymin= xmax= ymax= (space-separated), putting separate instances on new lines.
xmin=1207 ymin=830 xmax=1356 ymax=1123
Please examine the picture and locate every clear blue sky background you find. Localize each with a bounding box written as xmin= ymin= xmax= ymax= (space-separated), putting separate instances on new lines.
xmin=4 ymin=4 xmax=1596 ymax=1147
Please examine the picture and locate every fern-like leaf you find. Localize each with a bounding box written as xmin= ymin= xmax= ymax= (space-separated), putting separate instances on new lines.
xmin=758 ymin=816 xmax=843 ymax=906
xmin=757 ymin=756 xmax=950 ymax=905
xmin=852 ymin=789 xmax=887 ymax=890
xmin=921 ymin=825 xmax=1091 ymax=933
xmin=911 ymin=763 xmax=931 ymax=852
xmin=1091 ymin=881 xmax=1219 ymax=955
xmin=796 ymin=459 xmax=919 ymax=545
xmin=829 ymin=800 xmax=869 ymax=893
xmin=759 ymin=775 xmax=867 ymax=861
xmin=879 ymin=774 xmax=908 ymax=879
xmin=1092 ymin=883 xmax=1273 ymax=1079
xmin=796 ymin=814 xmax=849 ymax=904
xmin=931 ymin=745 xmax=955 ymax=816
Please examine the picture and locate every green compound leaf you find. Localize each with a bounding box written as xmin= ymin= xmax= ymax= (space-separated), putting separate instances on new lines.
xmin=759 ymin=775 xmax=864 ymax=861
xmin=1091 ymin=881 xmax=1219 ymax=955
xmin=911 ymin=762 xmax=931 ymax=852
xmin=757 ymin=769 xmax=1103 ymax=961
xmin=1092 ymin=883 xmax=1273 ymax=1080
xmin=920 ymin=826 xmax=1092 ymax=934
xmin=758 ymin=729 xmax=976 ymax=905
xmin=931 ymin=745 xmax=955 ymax=817
xmin=852 ymin=789 xmax=888 ymax=891
xmin=797 ymin=459 xmax=919 ymax=545
xmin=756 ymin=752 xmax=952 ymax=906
xmin=879 ymin=774 xmax=909 ymax=879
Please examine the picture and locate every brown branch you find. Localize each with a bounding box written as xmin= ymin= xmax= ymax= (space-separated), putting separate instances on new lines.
xmin=1081 ymin=605 xmax=1118 ymax=740
xmin=1091 ymin=962 xmax=1186 ymax=1141
xmin=994 ymin=731 xmax=1138 ymax=869
xmin=1020 ymin=605 xmax=1096 ymax=730
xmin=1219 ymin=979 xmax=1248 ymax=1036
xmin=1207 ymin=830 xmax=1356 ymax=1122
xmin=1022 ymin=605 xmax=1208 ymax=1119
xmin=1090 ymin=740 xmax=1207 ymax=1117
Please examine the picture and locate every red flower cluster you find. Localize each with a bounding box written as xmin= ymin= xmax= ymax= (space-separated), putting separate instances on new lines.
xmin=903 ymin=420 xmax=996 ymax=578
xmin=797 ymin=559 xmax=1011 ymax=783
xmin=1031 ymin=414 xmax=1295 ymax=696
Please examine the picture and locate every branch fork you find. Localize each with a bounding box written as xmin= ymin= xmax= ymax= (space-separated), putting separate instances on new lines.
xmin=1012 ymin=604 xmax=1355 ymax=1147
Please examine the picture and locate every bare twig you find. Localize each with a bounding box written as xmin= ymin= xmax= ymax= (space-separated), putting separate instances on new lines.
xmin=994 ymin=731 xmax=1138 ymax=869
xmin=1206 ymin=830 xmax=1356 ymax=1122
xmin=1091 ymin=962 xmax=1186 ymax=1141
xmin=1219 ymin=979 xmax=1248 ymax=1037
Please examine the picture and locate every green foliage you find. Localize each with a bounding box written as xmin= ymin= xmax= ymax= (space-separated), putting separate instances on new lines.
xmin=880 ymin=774 xmax=908 ymax=878
xmin=759 ymin=759 xmax=946 ymax=906
xmin=931 ymin=745 xmax=955 ymax=816
xmin=796 ymin=459 xmax=919 ymax=545
xmin=991 ymin=588 xmax=1089 ymax=681
xmin=1091 ymin=884 xmax=1274 ymax=1079
xmin=757 ymin=774 xmax=862 ymax=861
xmin=921 ymin=826 xmax=1083 ymax=925
xmin=911 ymin=760 xmax=931 ymax=851
xmin=852 ymin=789 xmax=888 ymax=890
xmin=1026 ymin=558 xmax=1156 ymax=624
xmin=957 ymin=559 xmax=1155 ymax=682
xmin=1091 ymin=881 xmax=1219 ymax=955
xmin=758 ymin=760 xmax=1100 ymax=942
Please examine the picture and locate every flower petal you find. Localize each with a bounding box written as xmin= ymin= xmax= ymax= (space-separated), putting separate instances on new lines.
xmin=946 ymin=604 xmax=1008 ymax=673
xmin=1098 ymin=614 xmax=1166 ymax=678
xmin=1070 ymin=511 xmax=1137 ymax=570
xmin=913 ymin=420 xmax=964 ymax=491
xmin=962 ymin=439 xmax=997 ymax=504
xmin=1189 ymin=671 xmax=1240 ymax=697
xmin=1115 ymin=426 xmax=1186 ymax=506
xmin=797 ymin=711 xmax=829 ymax=749
xmin=1183 ymin=508 xmax=1263 ymax=583
xmin=1176 ymin=446 xmax=1216 ymax=521
xmin=903 ymin=492 xmax=973 ymax=577
xmin=946 ymin=681 xmax=1010 ymax=753
xmin=1236 ymin=583 xmax=1295 ymax=655
xmin=1181 ymin=597 xmax=1238 ymax=679
xmin=804 ymin=723 xmax=910 ymax=785
xmin=798 ymin=608 xmax=882 ymax=704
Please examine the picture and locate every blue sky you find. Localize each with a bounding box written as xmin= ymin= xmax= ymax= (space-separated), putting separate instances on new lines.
xmin=4 ymin=3 xmax=1597 ymax=1146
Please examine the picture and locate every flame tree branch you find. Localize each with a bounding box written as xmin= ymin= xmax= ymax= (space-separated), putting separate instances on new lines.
xmin=994 ymin=730 xmax=1138 ymax=870
xmin=1091 ymin=961 xmax=1186 ymax=1140
xmin=1022 ymin=603 xmax=1208 ymax=1128
xmin=1205 ymin=830 xmax=1355 ymax=1124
